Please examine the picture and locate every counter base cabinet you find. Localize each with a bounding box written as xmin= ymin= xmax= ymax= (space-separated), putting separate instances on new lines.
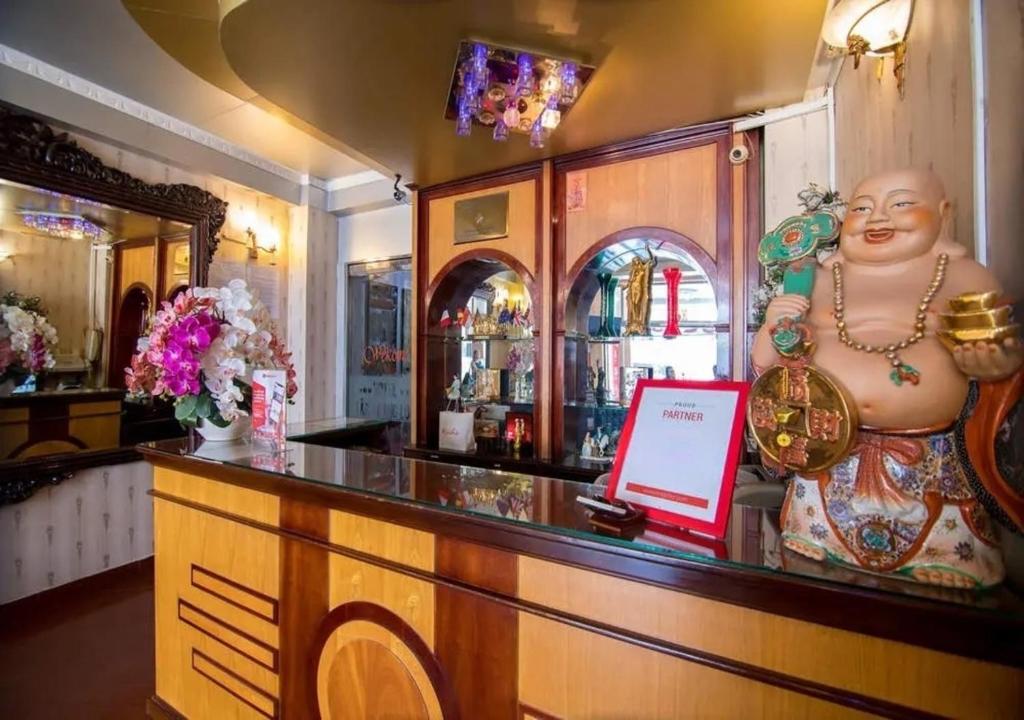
xmin=149 ymin=465 xmax=1023 ymax=720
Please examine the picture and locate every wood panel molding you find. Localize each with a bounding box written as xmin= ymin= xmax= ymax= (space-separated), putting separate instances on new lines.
xmin=192 ymin=648 xmax=279 ymax=719
xmin=191 ymin=564 xmax=280 ymax=624
xmin=177 ymin=598 xmax=280 ymax=672
xmin=279 ymin=498 xmax=329 ymax=719
xmin=436 ymin=537 xmax=519 ymax=719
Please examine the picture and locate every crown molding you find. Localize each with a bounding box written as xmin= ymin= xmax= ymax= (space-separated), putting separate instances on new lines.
xmin=0 ymin=42 xmax=306 ymax=185
xmin=326 ymin=169 xmax=387 ymax=192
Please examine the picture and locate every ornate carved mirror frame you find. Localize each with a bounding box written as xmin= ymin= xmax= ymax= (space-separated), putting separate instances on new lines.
xmin=0 ymin=106 xmax=228 ymax=503
xmin=0 ymin=106 xmax=225 ymax=280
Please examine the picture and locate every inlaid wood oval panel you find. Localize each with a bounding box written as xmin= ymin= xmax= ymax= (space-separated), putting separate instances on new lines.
xmin=312 ymin=601 xmax=458 ymax=720
xmin=325 ymin=639 xmax=428 ymax=720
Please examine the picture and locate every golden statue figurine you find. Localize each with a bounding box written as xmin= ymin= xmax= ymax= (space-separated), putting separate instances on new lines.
xmin=623 ymin=245 xmax=657 ymax=336
xmin=751 ymin=168 xmax=1023 ymax=589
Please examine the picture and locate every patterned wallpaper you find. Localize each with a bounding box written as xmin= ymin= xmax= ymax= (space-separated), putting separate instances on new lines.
xmin=0 ymin=462 xmax=153 ymax=604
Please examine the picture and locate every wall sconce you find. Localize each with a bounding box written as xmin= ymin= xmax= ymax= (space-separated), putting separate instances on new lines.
xmin=0 ymin=250 xmax=13 ymax=263
xmin=822 ymin=0 xmax=913 ymax=98
xmin=244 ymin=226 xmax=279 ymax=259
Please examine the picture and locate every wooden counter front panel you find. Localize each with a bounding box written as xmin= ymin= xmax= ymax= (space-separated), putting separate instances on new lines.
xmin=153 ymin=470 xmax=281 ymax=719
xmin=518 ymin=556 xmax=1024 ymax=719
xmin=151 ymin=466 xmax=1024 ymax=719
xmin=518 ymin=613 xmax=871 ymax=720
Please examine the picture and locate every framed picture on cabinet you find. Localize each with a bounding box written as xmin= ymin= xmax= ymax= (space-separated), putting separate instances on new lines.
xmin=605 ymin=378 xmax=749 ymax=539
xmin=620 ymin=365 xmax=653 ymax=406
xmin=454 ymin=191 xmax=509 ymax=243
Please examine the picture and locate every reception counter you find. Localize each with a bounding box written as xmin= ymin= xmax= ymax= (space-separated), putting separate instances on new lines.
xmin=140 ymin=424 xmax=1024 ymax=719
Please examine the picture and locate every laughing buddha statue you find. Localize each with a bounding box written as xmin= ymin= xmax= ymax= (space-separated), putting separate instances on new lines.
xmin=752 ymin=168 xmax=1023 ymax=588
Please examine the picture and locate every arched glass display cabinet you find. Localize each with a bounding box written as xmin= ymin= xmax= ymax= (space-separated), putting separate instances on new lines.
xmin=420 ymin=253 xmax=538 ymax=458
xmin=556 ymin=232 xmax=728 ymax=465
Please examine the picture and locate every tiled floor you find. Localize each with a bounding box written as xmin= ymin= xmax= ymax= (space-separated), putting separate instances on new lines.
xmin=0 ymin=559 xmax=155 ymax=719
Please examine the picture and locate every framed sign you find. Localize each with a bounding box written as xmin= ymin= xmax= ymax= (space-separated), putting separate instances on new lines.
xmin=605 ymin=378 xmax=749 ymax=538
xmin=454 ymin=191 xmax=509 ymax=243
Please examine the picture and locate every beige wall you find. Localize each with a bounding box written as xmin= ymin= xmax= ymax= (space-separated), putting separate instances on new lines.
xmin=0 ymin=228 xmax=92 ymax=357
xmin=70 ymin=133 xmax=294 ymax=326
xmin=984 ymin=0 xmax=1023 ymax=300
xmin=763 ymin=110 xmax=830 ymax=231
xmin=834 ymin=0 xmax=974 ymax=255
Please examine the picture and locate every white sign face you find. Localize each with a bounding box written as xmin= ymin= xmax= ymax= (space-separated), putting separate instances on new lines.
xmin=607 ymin=380 xmax=748 ymax=538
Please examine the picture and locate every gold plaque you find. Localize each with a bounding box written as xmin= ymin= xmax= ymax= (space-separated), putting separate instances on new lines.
xmin=454 ymin=191 xmax=509 ymax=244
xmin=747 ymin=361 xmax=858 ymax=473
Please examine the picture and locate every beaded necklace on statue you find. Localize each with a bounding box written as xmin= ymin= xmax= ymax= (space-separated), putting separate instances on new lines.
xmin=832 ymin=252 xmax=948 ymax=386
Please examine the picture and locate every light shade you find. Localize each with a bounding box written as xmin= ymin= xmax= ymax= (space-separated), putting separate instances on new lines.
xmin=822 ymin=0 xmax=912 ymax=55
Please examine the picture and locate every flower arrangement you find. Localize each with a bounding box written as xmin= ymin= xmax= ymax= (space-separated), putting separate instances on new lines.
xmin=0 ymin=292 xmax=58 ymax=386
xmin=125 ymin=279 xmax=296 ymax=428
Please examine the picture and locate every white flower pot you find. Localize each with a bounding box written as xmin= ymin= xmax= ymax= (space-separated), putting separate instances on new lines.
xmin=196 ymin=416 xmax=250 ymax=442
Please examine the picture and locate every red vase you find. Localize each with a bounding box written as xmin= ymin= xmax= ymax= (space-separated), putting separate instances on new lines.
xmin=663 ymin=267 xmax=681 ymax=338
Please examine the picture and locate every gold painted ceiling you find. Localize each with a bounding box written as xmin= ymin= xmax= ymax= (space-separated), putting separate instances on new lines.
xmin=126 ymin=0 xmax=828 ymax=187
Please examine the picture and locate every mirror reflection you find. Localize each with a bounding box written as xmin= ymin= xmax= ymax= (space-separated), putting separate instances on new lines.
xmin=0 ymin=178 xmax=193 ymax=460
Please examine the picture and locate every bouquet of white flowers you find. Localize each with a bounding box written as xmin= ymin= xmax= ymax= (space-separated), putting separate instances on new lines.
xmin=0 ymin=292 xmax=58 ymax=387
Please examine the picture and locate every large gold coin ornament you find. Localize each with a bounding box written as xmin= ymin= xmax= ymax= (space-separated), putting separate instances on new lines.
xmin=748 ymin=357 xmax=858 ymax=474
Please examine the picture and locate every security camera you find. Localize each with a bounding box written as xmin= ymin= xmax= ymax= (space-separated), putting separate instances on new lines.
xmin=728 ymin=144 xmax=750 ymax=165
xmin=393 ymin=174 xmax=408 ymax=204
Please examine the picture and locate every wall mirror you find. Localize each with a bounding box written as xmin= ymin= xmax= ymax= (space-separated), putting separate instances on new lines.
xmin=0 ymin=106 xmax=226 ymax=502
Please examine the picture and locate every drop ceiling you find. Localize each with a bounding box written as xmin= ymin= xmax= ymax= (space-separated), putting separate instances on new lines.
xmin=0 ymin=0 xmax=374 ymax=182
xmin=126 ymin=0 xmax=828 ymax=187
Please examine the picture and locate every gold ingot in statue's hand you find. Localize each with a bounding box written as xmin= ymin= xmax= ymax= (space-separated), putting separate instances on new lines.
xmin=947 ymin=291 xmax=1000 ymax=313
xmin=939 ymin=305 xmax=1012 ymax=330
xmin=937 ymin=325 xmax=1020 ymax=352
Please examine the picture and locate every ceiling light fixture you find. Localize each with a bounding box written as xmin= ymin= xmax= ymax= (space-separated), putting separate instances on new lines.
xmin=18 ymin=211 xmax=107 ymax=242
xmin=446 ymin=40 xmax=594 ymax=149
xmin=822 ymin=0 xmax=914 ymax=97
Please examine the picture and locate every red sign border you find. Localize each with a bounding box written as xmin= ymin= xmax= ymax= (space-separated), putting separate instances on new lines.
xmin=604 ymin=378 xmax=750 ymax=539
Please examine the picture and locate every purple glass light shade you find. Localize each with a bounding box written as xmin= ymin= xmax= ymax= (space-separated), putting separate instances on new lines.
xmin=493 ymin=117 xmax=509 ymax=142
xmin=662 ymin=266 xmax=682 ymax=338
xmin=471 ymin=42 xmax=488 ymax=75
xmin=456 ymin=114 xmax=472 ymax=137
xmin=516 ymin=52 xmax=534 ymax=96
xmin=529 ymin=118 xmax=545 ymax=148
xmin=560 ymin=61 xmax=578 ymax=104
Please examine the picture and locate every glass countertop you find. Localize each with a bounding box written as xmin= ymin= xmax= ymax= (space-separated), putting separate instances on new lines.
xmin=142 ymin=431 xmax=1024 ymax=621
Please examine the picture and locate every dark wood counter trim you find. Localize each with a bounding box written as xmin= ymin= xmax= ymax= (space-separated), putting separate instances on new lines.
xmin=150 ymin=487 xmax=940 ymax=720
xmin=279 ymin=498 xmax=329 ymax=720
xmin=141 ymin=448 xmax=1024 ymax=669
xmin=0 ymin=388 xmax=126 ymax=408
xmin=0 ymin=447 xmax=142 ymax=505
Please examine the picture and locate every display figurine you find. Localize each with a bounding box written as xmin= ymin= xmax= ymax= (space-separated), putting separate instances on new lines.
xmin=512 ymin=417 xmax=525 ymax=455
xmin=623 ymin=245 xmax=657 ymax=336
xmin=498 ymin=302 xmax=512 ymax=330
xmin=596 ymin=273 xmax=619 ymax=337
xmin=594 ymin=361 xmax=607 ymax=407
xmin=585 ymin=364 xmax=597 ymax=405
xmin=445 ymin=375 xmax=462 ymax=411
xmin=751 ymin=168 xmax=1023 ymax=588
xmin=456 ymin=307 xmax=470 ymax=327
xmin=460 ymin=370 xmax=475 ymax=399
xmin=662 ymin=266 xmax=682 ymax=338
xmin=581 ymin=432 xmax=594 ymax=458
